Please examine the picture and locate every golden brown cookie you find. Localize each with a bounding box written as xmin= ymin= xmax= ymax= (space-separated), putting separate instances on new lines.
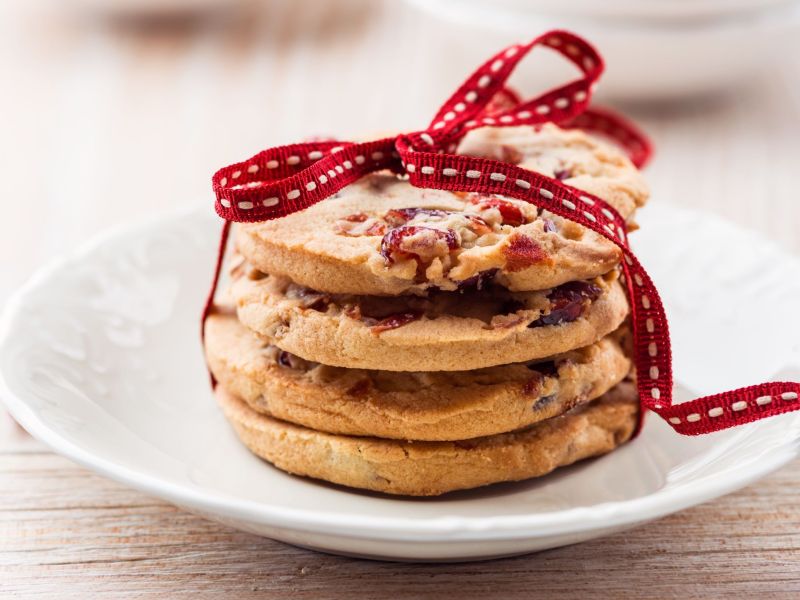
xmin=235 ymin=124 xmax=648 ymax=297
xmin=457 ymin=123 xmax=649 ymax=220
xmin=204 ymin=312 xmax=631 ymax=440
xmin=215 ymin=382 xmax=639 ymax=496
xmin=231 ymin=267 xmax=629 ymax=371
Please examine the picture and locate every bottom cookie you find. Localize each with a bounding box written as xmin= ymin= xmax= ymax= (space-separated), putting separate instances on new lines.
xmin=215 ymin=382 xmax=638 ymax=496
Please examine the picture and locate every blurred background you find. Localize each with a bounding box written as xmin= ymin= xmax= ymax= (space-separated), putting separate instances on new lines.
xmin=2 ymin=0 xmax=800 ymax=305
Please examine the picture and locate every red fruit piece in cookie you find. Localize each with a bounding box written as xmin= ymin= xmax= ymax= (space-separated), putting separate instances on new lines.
xmin=384 ymin=207 xmax=448 ymax=227
xmin=455 ymin=268 xmax=499 ymax=290
xmin=522 ymin=372 xmax=544 ymax=395
xmin=470 ymin=195 xmax=528 ymax=226
xmin=385 ymin=207 xmax=491 ymax=237
xmin=285 ymin=286 xmax=331 ymax=311
xmin=370 ymin=311 xmax=423 ymax=334
xmin=380 ymin=226 xmax=459 ymax=265
xmin=503 ymin=234 xmax=550 ymax=271
xmin=335 ymin=213 xmax=387 ymax=237
xmin=344 ymin=212 xmax=368 ymax=222
xmin=363 ymin=221 xmax=387 ymax=236
xmin=463 ymin=214 xmax=492 ymax=235
xmin=530 ymin=281 xmax=603 ymax=328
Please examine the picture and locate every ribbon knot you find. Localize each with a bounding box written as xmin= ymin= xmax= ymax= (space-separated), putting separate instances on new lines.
xmin=206 ymin=29 xmax=800 ymax=437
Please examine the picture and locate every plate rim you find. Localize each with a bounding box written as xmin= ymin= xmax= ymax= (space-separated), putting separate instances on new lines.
xmin=2 ymin=205 xmax=799 ymax=543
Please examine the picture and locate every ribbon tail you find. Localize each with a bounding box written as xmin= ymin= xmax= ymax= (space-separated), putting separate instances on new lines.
xmin=200 ymin=219 xmax=232 ymax=388
xmin=656 ymin=383 xmax=800 ymax=435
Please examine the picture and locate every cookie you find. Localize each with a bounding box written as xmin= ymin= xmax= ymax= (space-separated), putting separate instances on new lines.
xmin=230 ymin=266 xmax=628 ymax=371
xmin=215 ymin=382 xmax=639 ymax=496
xmin=204 ymin=311 xmax=631 ymax=440
xmin=457 ymin=123 xmax=650 ymax=220
xmin=235 ymin=124 xmax=648 ymax=296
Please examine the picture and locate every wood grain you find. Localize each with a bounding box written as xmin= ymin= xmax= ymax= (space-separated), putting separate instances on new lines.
xmin=2 ymin=0 xmax=800 ymax=596
xmin=2 ymin=416 xmax=799 ymax=599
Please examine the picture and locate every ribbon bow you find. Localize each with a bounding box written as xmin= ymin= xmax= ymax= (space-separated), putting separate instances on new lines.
xmin=206 ymin=30 xmax=799 ymax=436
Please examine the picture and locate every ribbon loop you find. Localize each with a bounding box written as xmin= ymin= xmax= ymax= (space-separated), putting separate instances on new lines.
xmin=212 ymin=138 xmax=399 ymax=223
xmin=425 ymin=30 xmax=603 ymax=150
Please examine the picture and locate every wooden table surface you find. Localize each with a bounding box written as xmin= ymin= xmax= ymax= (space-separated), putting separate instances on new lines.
xmin=2 ymin=0 xmax=800 ymax=596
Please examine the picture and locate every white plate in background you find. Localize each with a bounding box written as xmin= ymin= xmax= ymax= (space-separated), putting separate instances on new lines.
xmin=407 ymin=0 xmax=800 ymax=100
xmin=437 ymin=0 xmax=797 ymax=23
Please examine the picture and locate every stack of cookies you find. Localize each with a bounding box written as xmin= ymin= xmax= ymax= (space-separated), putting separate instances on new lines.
xmin=204 ymin=124 xmax=649 ymax=496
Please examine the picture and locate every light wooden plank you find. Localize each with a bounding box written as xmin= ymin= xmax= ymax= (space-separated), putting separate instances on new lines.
xmin=1 ymin=449 xmax=798 ymax=598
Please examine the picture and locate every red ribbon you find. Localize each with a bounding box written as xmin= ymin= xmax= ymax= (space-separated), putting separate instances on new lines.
xmin=205 ymin=30 xmax=799 ymax=436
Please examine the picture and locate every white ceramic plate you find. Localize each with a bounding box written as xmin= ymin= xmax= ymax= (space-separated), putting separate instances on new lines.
xmin=417 ymin=0 xmax=796 ymax=23
xmin=2 ymin=203 xmax=800 ymax=562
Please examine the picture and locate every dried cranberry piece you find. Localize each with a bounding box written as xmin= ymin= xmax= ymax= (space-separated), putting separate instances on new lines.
xmin=554 ymin=169 xmax=571 ymax=181
xmin=455 ymin=268 xmax=499 ymax=291
xmin=503 ymin=234 xmax=550 ymax=271
xmin=286 ymin=286 xmax=330 ymax=311
xmin=370 ymin=310 xmax=422 ymax=334
xmin=335 ymin=213 xmax=388 ymax=237
xmin=524 ymin=361 xmax=559 ymax=396
xmin=277 ymin=351 xmax=294 ymax=368
xmin=561 ymin=280 xmax=603 ymax=301
xmin=364 ymin=221 xmax=387 ymax=236
xmin=472 ymin=196 xmax=526 ymax=226
xmin=343 ymin=212 xmax=369 ymax=222
xmin=532 ymin=303 xmax=582 ymax=328
xmin=529 ymin=281 xmax=603 ymax=328
xmin=385 ymin=208 xmax=415 ymax=227
xmin=523 ymin=373 xmax=543 ymax=395
xmin=385 ymin=208 xmax=491 ymax=235
xmin=464 ymin=214 xmax=492 ymax=235
xmin=344 ymin=304 xmax=364 ymax=321
xmin=380 ymin=226 xmax=459 ymax=265
xmin=384 ymin=207 xmax=448 ymax=227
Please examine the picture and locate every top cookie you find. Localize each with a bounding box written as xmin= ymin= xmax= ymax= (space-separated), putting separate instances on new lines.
xmin=236 ymin=124 xmax=649 ymax=296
